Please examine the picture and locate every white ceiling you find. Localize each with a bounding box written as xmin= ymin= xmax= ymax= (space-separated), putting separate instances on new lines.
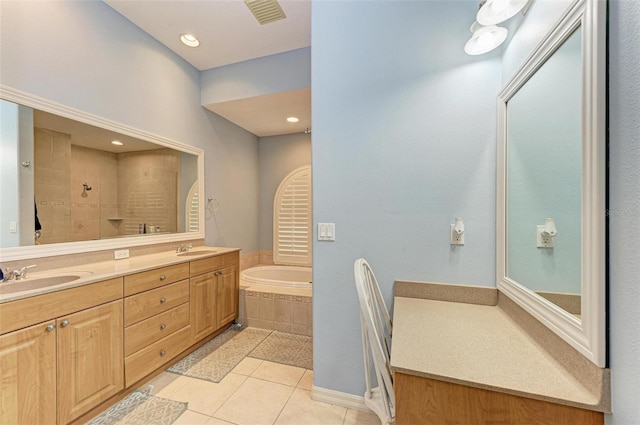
xmin=103 ymin=0 xmax=311 ymax=137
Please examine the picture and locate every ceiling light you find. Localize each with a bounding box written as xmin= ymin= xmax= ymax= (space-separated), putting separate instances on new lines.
xmin=180 ymin=34 xmax=200 ymax=48
xmin=111 ymin=140 xmax=123 ymax=146
xmin=477 ymin=0 xmax=529 ymax=25
xmin=286 ymin=117 xmax=299 ymax=123
xmin=464 ymin=22 xmax=508 ymax=55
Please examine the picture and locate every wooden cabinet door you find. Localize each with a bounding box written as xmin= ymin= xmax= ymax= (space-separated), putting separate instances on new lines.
xmin=0 ymin=321 xmax=57 ymax=425
xmin=57 ymin=300 xmax=124 ymax=424
xmin=216 ymin=266 xmax=239 ymax=328
xmin=190 ymin=271 xmax=217 ymax=343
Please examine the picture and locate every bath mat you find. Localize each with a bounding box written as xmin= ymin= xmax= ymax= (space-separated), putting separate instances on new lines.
xmin=88 ymin=390 xmax=187 ymax=425
xmin=167 ymin=327 xmax=272 ymax=382
xmin=249 ymin=331 xmax=313 ymax=370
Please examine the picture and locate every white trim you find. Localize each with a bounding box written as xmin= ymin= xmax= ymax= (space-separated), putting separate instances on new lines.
xmin=0 ymin=85 xmax=205 ymax=261
xmin=311 ymin=385 xmax=373 ymax=413
xmin=496 ymin=0 xmax=607 ymax=367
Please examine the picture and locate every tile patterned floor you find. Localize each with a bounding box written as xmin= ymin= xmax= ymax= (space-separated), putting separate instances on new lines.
xmin=100 ymin=328 xmax=381 ymax=425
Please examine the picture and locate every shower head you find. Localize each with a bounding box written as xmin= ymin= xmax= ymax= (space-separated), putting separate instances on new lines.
xmin=83 ymin=183 xmax=92 ymax=191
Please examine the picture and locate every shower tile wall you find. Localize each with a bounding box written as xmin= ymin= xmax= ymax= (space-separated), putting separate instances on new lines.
xmin=118 ymin=149 xmax=180 ymax=235
xmin=34 ymin=132 xmax=179 ymax=243
xmin=70 ymin=145 xmax=119 ymax=241
xmin=34 ymin=128 xmax=72 ymax=244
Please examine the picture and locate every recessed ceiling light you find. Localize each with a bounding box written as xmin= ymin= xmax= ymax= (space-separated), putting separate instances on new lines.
xmin=286 ymin=116 xmax=300 ymax=123
xmin=111 ymin=140 xmax=123 ymax=146
xmin=180 ymin=34 xmax=200 ymax=48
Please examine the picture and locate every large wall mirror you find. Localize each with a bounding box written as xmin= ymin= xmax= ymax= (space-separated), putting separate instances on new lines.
xmin=0 ymin=86 xmax=204 ymax=261
xmin=496 ymin=0 xmax=606 ymax=367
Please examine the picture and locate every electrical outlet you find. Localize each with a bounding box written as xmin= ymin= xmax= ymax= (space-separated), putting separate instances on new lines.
xmin=536 ymin=225 xmax=554 ymax=248
xmin=114 ymin=249 xmax=130 ymax=260
xmin=450 ymin=224 xmax=464 ymax=245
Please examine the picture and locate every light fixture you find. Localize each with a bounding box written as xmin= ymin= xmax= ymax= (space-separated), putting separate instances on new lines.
xmin=477 ymin=0 xmax=529 ymax=26
xmin=111 ymin=140 xmax=123 ymax=146
xmin=286 ymin=116 xmax=299 ymax=123
xmin=180 ymin=33 xmax=200 ymax=48
xmin=464 ymin=22 xmax=508 ymax=55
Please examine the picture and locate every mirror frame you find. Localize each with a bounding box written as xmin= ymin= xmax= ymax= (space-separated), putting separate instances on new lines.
xmin=0 ymin=85 xmax=205 ymax=261
xmin=496 ymin=0 xmax=606 ymax=367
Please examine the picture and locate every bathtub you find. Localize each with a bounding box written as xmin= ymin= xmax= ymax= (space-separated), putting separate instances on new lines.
xmin=240 ymin=265 xmax=312 ymax=288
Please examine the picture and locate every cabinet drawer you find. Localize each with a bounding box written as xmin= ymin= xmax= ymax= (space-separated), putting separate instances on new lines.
xmin=125 ymin=325 xmax=190 ymax=387
xmin=124 ymin=303 xmax=190 ymax=356
xmin=125 ymin=280 xmax=189 ymax=326
xmin=124 ymin=263 xmax=190 ymax=296
xmin=189 ymin=251 xmax=239 ymax=276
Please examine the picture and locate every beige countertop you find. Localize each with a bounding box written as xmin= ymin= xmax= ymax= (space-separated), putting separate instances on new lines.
xmin=390 ymin=296 xmax=605 ymax=411
xmin=0 ymin=246 xmax=239 ymax=303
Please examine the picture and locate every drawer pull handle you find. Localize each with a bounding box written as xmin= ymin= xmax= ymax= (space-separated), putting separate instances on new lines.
xmin=160 ymin=275 xmax=166 ymax=281
xmin=160 ymin=350 xmax=166 ymax=357
xmin=160 ymin=298 xmax=167 ymax=304
xmin=60 ymin=320 xmax=70 ymax=328
xmin=160 ymin=324 xmax=167 ymax=330
xmin=45 ymin=324 xmax=56 ymax=332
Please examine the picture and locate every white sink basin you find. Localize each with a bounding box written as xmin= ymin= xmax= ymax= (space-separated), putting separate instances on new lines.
xmin=0 ymin=274 xmax=84 ymax=295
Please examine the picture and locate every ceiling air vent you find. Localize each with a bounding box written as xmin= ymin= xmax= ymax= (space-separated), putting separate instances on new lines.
xmin=245 ymin=0 xmax=287 ymax=25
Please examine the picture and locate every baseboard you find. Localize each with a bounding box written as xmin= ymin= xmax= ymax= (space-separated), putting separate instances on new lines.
xmin=311 ymin=385 xmax=373 ymax=413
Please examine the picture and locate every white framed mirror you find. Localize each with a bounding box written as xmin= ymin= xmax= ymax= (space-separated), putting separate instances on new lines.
xmin=496 ymin=0 xmax=606 ymax=367
xmin=0 ymin=86 xmax=205 ymax=261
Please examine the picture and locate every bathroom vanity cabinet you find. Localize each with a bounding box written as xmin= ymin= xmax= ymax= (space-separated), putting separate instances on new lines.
xmin=0 ymin=248 xmax=241 ymax=425
xmin=394 ymin=372 xmax=604 ymax=424
xmin=189 ymin=251 xmax=239 ymax=343
xmin=0 ymin=278 xmax=124 ymax=425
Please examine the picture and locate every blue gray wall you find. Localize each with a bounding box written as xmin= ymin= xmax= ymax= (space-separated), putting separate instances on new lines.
xmin=311 ymin=0 xmax=501 ymax=396
xmin=607 ymin=0 xmax=640 ymax=422
xmin=258 ymin=133 xmax=311 ymax=251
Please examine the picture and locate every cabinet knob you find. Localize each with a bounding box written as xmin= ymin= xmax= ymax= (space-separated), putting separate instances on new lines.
xmin=160 ymin=324 xmax=166 ymax=330
xmin=160 ymin=275 xmax=166 ymax=281
xmin=159 ymin=349 xmax=166 ymax=357
xmin=160 ymin=298 xmax=166 ymax=304
xmin=45 ymin=324 xmax=56 ymax=332
xmin=215 ymin=271 xmax=222 ymax=276
xmin=60 ymin=320 xmax=70 ymax=328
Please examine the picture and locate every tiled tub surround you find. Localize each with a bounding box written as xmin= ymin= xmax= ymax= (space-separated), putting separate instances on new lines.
xmin=391 ymin=281 xmax=610 ymax=423
xmin=237 ymin=287 xmax=312 ymax=336
xmin=238 ymin=250 xmax=312 ymax=336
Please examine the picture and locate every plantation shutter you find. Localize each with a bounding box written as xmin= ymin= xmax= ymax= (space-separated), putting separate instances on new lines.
xmin=273 ymin=165 xmax=312 ymax=266
xmin=186 ymin=181 xmax=199 ymax=232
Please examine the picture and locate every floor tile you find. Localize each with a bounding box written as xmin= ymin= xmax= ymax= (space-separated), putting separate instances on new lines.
xmin=250 ymin=360 xmax=305 ymax=387
xmin=153 ymin=375 xmax=193 ymax=398
xmin=173 ymin=409 xmax=212 ymax=425
xmin=164 ymin=373 xmax=248 ymax=416
xmin=141 ymin=372 xmax=184 ymax=396
xmin=274 ymin=388 xmax=346 ymax=425
xmin=203 ymin=418 xmax=237 ymax=425
xmin=343 ymin=408 xmax=383 ymax=425
xmin=230 ymin=357 xmax=263 ymax=376
xmin=214 ymin=377 xmax=294 ymax=425
xmin=297 ymin=369 xmax=313 ymax=391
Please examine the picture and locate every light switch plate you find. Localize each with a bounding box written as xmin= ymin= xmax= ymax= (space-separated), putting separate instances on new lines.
xmin=318 ymin=223 xmax=335 ymax=241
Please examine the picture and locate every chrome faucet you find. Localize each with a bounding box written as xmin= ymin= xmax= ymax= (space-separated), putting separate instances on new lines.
xmin=2 ymin=265 xmax=36 ymax=282
xmin=176 ymin=244 xmax=193 ymax=253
